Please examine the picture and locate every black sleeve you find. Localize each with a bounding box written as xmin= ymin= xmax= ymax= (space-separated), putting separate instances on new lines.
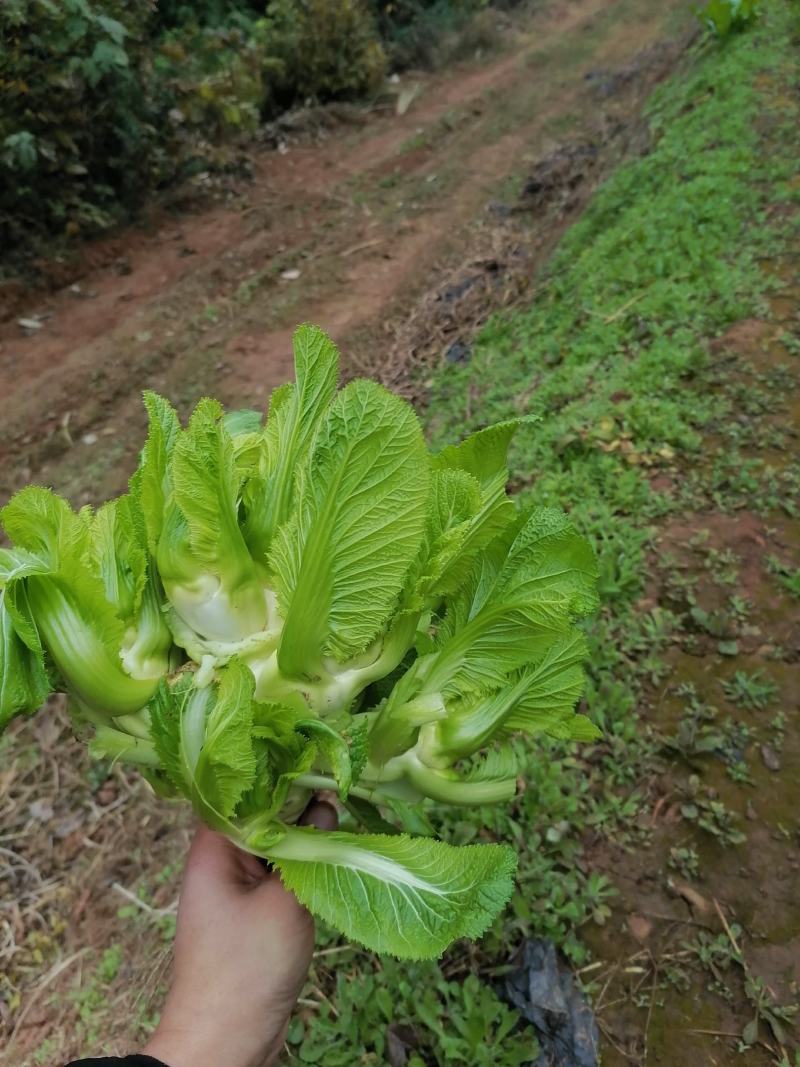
xmin=65 ymin=1057 xmax=169 ymax=1067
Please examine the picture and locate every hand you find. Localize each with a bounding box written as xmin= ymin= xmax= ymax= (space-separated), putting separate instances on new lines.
xmin=144 ymin=801 xmax=337 ymax=1067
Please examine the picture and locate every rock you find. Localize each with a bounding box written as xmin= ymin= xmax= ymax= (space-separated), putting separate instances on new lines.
xmin=760 ymin=744 xmax=781 ymax=772
xmin=444 ymin=340 xmax=472 ymax=364
xmin=386 ymin=1023 xmax=418 ymax=1066
xmin=18 ymin=317 xmax=43 ymax=332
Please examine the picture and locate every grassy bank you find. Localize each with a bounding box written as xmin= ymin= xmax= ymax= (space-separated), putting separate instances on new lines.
xmin=294 ymin=4 xmax=800 ymax=1063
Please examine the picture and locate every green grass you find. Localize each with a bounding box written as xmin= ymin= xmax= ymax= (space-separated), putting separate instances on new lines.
xmin=287 ymin=5 xmax=800 ymax=1062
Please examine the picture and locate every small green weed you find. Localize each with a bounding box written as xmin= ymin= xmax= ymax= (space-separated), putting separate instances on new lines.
xmin=770 ymin=712 xmax=787 ymax=748
xmin=680 ymin=777 xmax=746 ymax=847
xmin=742 ymin=974 xmax=798 ymax=1047
xmin=766 ymin=554 xmax=800 ymax=598
xmin=687 ymin=927 xmax=742 ymax=979
xmin=68 ymin=945 xmax=124 ymax=1047
xmin=773 ymin=1049 xmax=800 ymax=1067
xmin=696 ymin=0 xmax=761 ymax=38
xmin=728 ymin=594 xmax=751 ymax=624
xmin=705 ymin=548 xmax=740 ymax=587
xmin=686 ymin=905 xmax=799 ymax=1052
xmin=726 ymin=758 xmax=753 ymax=785
xmin=722 ymin=669 xmax=778 ymax=710
xmin=668 ymin=845 xmax=700 ymax=881
xmin=235 ymin=272 xmax=270 ymax=306
xmin=665 ymin=685 xmax=755 ymax=774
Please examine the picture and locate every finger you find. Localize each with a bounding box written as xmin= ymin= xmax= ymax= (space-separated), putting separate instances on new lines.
xmin=298 ymin=799 xmax=338 ymax=831
xmin=186 ymin=822 xmax=264 ymax=887
xmin=187 ymin=802 xmax=338 ymax=891
xmin=185 ymin=822 xmax=232 ymax=876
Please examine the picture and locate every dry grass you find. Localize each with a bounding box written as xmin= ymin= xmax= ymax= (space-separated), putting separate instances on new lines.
xmin=0 ymin=697 xmax=191 ymax=1065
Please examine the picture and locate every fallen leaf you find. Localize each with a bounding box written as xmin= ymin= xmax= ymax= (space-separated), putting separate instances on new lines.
xmin=627 ymin=914 xmax=653 ymax=941
xmin=669 ymin=878 xmax=711 ymax=916
xmin=742 ymin=1018 xmax=759 ymax=1046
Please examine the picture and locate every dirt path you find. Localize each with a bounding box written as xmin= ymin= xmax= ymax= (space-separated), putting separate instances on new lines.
xmin=1 ymin=0 xmax=685 ymax=509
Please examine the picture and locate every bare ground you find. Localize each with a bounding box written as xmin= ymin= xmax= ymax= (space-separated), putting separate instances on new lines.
xmin=585 ymin=272 xmax=800 ymax=1064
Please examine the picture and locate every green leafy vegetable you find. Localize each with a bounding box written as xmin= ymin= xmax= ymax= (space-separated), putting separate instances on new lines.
xmin=260 ymin=828 xmax=517 ymax=960
xmin=0 ymin=323 xmax=598 ymax=959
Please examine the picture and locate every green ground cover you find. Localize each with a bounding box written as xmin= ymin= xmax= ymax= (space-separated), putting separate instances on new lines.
xmin=285 ymin=5 xmax=800 ymax=1062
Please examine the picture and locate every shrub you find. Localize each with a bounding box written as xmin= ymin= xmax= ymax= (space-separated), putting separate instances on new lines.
xmin=0 ymin=0 xmax=161 ymax=246
xmin=154 ymin=23 xmax=273 ymax=145
xmin=0 ymin=0 xmax=499 ymax=258
xmin=0 ymin=0 xmax=274 ymax=254
xmin=264 ymin=0 xmax=387 ymax=103
xmin=371 ymin=0 xmax=488 ymax=69
xmin=155 ymin=0 xmax=263 ymax=30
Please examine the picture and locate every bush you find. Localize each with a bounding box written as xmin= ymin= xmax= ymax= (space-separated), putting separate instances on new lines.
xmin=0 ymin=0 xmax=162 ymax=246
xmin=0 ymin=0 xmax=277 ymax=253
xmin=264 ymin=0 xmax=387 ymax=103
xmin=155 ymin=0 xmax=263 ymax=30
xmin=0 ymin=0 xmax=500 ymax=258
xmin=370 ymin=0 xmax=487 ymax=69
xmin=155 ymin=23 xmax=272 ymax=144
